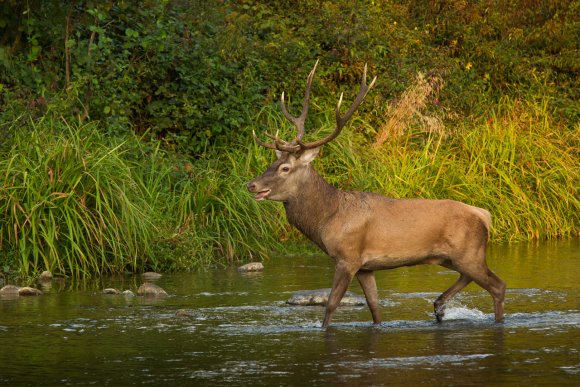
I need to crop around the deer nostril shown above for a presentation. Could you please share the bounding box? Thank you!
[247,182,256,192]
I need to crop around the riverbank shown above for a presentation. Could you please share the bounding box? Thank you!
[0,102,577,278]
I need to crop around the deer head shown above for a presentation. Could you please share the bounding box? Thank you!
[248,60,376,202]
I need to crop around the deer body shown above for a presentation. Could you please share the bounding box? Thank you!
[248,62,506,327]
[282,167,488,267]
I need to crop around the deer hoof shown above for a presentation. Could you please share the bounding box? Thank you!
[434,303,445,322]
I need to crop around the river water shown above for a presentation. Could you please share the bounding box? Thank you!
[1,239,578,386]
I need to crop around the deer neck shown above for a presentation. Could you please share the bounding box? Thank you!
[283,167,339,251]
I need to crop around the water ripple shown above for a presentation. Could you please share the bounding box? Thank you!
[337,353,494,369]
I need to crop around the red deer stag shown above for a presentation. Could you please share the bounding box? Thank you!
[247,61,506,328]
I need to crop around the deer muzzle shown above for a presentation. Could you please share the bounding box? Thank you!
[247,181,271,201]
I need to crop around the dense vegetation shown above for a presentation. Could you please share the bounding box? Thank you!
[0,0,578,278]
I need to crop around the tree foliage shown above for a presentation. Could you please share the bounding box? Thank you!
[1,0,578,154]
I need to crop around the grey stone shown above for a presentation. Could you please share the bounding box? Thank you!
[38,271,53,282]
[237,262,264,272]
[137,282,168,297]
[0,285,20,295]
[142,272,162,281]
[18,287,43,296]
[286,289,366,306]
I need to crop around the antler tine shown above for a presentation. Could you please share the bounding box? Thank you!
[252,130,301,152]
[252,130,277,150]
[264,130,280,141]
[280,59,319,141]
[336,63,377,128]
[300,63,376,150]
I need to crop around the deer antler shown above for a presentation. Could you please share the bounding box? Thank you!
[280,59,318,142]
[299,63,376,150]
[253,61,376,153]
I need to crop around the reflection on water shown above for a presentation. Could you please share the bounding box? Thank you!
[0,239,578,385]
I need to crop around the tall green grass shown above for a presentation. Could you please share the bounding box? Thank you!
[0,116,157,277]
[0,115,286,278]
[164,144,287,267]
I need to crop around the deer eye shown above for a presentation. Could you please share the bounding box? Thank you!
[279,165,291,173]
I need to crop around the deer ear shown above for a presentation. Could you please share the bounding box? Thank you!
[275,150,284,159]
[298,147,321,164]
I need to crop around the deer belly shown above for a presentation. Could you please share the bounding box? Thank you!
[360,254,447,270]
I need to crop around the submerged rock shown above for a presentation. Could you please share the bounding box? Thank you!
[142,272,162,281]
[137,282,168,297]
[0,285,20,296]
[237,262,264,273]
[38,271,53,282]
[175,309,194,317]
[286,289,366,306]
[18,287,43,296]
[103,288,121,295]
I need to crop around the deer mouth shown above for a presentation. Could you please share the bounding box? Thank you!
[254,189,271,201]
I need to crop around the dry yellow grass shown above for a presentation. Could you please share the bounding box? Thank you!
[374,72,446,147]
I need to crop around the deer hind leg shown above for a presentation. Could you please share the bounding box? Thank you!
[455,262,506,323]
[434,273,472,322]
[474,268,506,322]
[356,270,381,325]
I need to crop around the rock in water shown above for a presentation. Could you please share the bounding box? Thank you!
[18,287,43,296]
[38,271,53,282]
[286,289,366,306]
[103,288,121,295]
[137,282,168,297]
[175,309,194,317]
[237,262,264,272]
[142,272,162,281]
[0,285,20,296]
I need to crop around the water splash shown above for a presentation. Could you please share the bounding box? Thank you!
[442,306,488,321]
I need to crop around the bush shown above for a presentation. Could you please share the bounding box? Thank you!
[2,0,577,150]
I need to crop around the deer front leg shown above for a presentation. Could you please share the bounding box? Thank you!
[356,270,381,325]
[322,262,356,328]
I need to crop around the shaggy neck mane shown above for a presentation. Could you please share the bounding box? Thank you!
[283,166,339,252]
